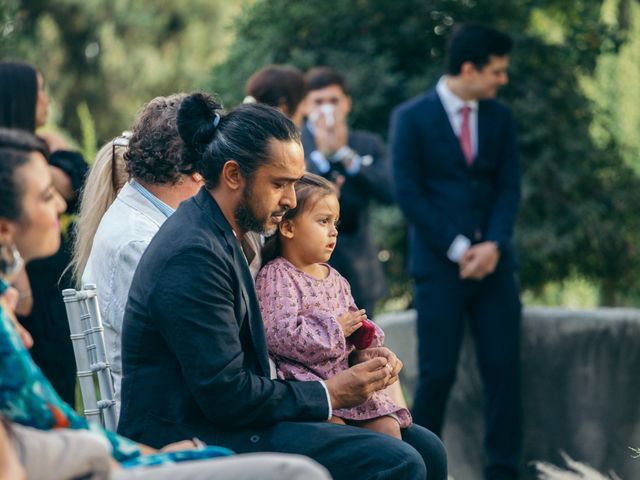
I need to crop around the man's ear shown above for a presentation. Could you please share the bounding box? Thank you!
[279,219,295,239]
[343,94,353,116]
[460,61,477,78]
[220,160,245,192]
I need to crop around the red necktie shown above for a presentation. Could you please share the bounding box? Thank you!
[459,106,473,166]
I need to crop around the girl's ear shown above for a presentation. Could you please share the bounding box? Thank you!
[279,219,295,239]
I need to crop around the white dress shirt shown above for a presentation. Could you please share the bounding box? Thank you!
[82,181,172,420]
[435,76,479,262]
[435,75,479,157]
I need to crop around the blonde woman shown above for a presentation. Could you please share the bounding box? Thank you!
[70,134,129,287]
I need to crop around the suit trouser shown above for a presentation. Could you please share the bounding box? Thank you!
[412,264,522,476]
[201,421,447,480]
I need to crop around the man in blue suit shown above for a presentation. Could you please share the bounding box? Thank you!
[390,24,522,480]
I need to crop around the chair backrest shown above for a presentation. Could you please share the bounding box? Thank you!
[62,284,117,431]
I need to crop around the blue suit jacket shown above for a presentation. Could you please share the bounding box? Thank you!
[390,89,520,279]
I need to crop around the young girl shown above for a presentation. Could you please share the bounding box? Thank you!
[255,173,411,439]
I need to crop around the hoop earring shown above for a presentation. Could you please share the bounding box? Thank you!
[0,243,24,282]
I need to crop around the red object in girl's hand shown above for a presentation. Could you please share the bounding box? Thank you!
[349,318,376,349]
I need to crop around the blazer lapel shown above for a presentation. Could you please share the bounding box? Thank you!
[230,239,271,376]
[433,93,469,169]
[475,101,489,167]
[196,189,271,377]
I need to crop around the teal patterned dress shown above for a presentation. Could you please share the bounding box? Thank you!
[0,280,232,467]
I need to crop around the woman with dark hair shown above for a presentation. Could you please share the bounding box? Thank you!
[245,65,306,127]
[0,60,88,406]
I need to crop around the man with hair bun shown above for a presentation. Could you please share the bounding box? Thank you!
[119,93,447,480]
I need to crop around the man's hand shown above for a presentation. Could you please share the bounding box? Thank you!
[160,439,203,452]
[337,309,366,337]
[351,347,402,386]
[459,241,500,280]
[312,107,348,157]
[325,357,394,409]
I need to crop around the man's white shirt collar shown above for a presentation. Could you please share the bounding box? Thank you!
[436,76,478,117]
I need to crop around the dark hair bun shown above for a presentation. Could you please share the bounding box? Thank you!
[177,92,224,149]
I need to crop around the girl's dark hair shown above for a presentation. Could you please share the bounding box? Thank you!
[261,173,337,266]
[124,93,188,185]
[177,92,300,189]
[246,65,306,117]
[0,61,38,132]
[0,128,48,221]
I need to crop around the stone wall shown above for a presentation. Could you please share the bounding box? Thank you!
[376,308,640,480]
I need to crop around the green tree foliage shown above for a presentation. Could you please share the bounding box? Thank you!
[583,1,640,175]
[212,0,640,306]
[1,0,242,144]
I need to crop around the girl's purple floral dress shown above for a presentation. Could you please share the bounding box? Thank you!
[256,257,411,427]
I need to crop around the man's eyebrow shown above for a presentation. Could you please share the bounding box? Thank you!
[273,174,303,182]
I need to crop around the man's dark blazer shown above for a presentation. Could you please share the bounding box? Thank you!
[301,125,393,312]
[117,188,329,450]
[390,89,520,278]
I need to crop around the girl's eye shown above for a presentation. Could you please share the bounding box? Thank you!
[319,218,328,225]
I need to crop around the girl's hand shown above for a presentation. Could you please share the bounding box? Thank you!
[337,309,366,337]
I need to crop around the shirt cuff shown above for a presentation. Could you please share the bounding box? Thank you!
[344,155,361,175]
[309,150,331,174]
[447,234,471,263]
[319,381,333,420]
[333,146,362,175]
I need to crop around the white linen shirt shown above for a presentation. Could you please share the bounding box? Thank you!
[435,75,479,157]
[436,76,479,262]
[82,181,169,419]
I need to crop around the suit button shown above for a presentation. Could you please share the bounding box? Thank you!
[250,435,260,443]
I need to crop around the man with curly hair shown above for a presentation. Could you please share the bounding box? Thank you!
[82,94,203,418]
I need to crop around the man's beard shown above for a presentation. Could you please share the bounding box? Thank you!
[234,184,275,236]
